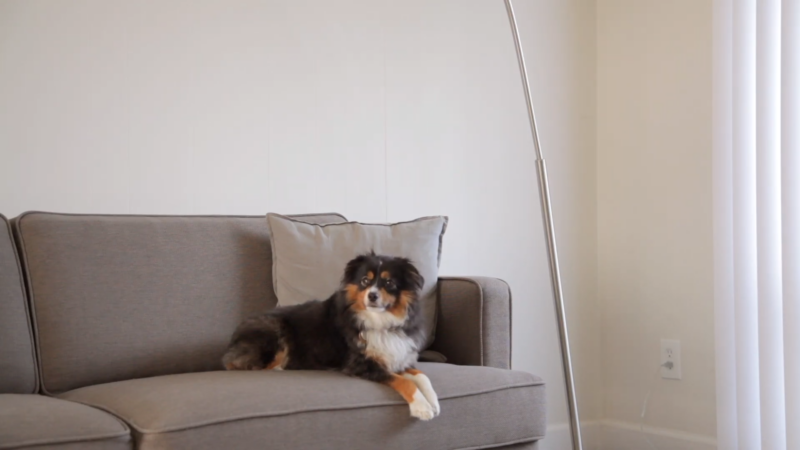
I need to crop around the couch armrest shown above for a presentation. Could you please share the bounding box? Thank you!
[429,277,512,369]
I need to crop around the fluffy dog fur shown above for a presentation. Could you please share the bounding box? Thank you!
[222,252,440,420]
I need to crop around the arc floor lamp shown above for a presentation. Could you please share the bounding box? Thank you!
[502,1,583,449]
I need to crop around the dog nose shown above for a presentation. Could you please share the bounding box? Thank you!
[368,292,378,303]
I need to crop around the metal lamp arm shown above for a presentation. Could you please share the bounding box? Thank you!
[502,1,583,449]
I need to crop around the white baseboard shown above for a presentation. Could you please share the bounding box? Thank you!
[542,420,716,450]
[599,419,716,450]
[541,421,602,450]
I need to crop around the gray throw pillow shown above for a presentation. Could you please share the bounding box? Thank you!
[266,213,448,349]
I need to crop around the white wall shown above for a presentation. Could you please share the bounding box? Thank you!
[596,0,716,447]
[0,1,599,448]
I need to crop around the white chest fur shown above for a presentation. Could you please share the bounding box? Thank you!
[363,329,418,373]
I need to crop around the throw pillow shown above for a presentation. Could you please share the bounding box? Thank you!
[266,213,448,349]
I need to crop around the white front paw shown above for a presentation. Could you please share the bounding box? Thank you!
[404,372,440,417]
[428,396,441,416]
[409,392,435,421]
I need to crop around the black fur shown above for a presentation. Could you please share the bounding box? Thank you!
[222,252,425,384]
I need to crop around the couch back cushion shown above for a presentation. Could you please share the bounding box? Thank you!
[0,214,38,394]
[15,212,345,394]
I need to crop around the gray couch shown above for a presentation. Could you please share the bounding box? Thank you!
[0,212,546,450]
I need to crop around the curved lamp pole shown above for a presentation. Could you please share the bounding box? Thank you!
[502,1,583,449]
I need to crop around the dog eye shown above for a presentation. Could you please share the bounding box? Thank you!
[385,280,395,289]
[360,277,370,287]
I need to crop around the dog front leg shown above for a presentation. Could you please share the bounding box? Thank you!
[386,373,436,421]
[345,358,435,421]
[402,368,440,416]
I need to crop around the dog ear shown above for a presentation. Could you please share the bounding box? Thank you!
[403,260,425,291]
[342,254,369,284]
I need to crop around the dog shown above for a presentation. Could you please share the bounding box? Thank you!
[222,252,440,420]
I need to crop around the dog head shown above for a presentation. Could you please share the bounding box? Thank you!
[341,252,424,322]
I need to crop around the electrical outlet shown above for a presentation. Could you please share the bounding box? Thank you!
[661,339,682,380]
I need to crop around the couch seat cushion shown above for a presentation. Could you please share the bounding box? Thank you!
[0,394,131,449]
[58,363,545,450]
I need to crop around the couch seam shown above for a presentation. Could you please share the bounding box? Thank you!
[267,213,447,229]
[10,211,348,221]
[454,435,545,450]
[0,428,131,450]
[13,212,50,395]
[508,281,513,369]
[492,277,513,370]
[1,213,39,394]
[64,381,544,435]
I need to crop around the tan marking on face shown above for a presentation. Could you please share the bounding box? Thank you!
[379,288,397,306]
[346,283,367,311]
[367,271,375,280]
[387,374,418,404]
[405,368,422,376]
[265,347,288,370]
[389,290,415,319]
[381,271,390,280]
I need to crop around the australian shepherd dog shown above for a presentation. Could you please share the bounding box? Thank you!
[222,252,440,420]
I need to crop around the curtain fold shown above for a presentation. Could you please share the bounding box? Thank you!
[714,0,798,448]
[756,1,785,450]
[782,1,800,449]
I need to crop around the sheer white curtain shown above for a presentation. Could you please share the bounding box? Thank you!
[713,0,800,449]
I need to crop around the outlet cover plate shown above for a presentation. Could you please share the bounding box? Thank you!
[661,339,682,380]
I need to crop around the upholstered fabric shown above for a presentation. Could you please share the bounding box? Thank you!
[5,442,131,450]
[14,212,346,394]
[431,277,512,370]
[0,214,37,394]
[267,213,447,348]
[59,362,545,450]
[490,442,539,450]
[0,394,131,450]
[418,349,448,363]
